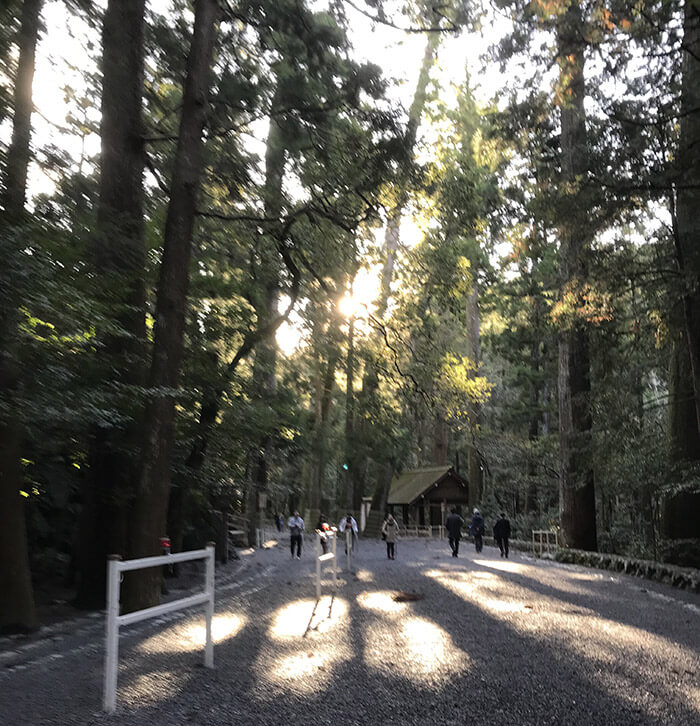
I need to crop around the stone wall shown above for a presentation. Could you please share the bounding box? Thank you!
[553,548,700,593]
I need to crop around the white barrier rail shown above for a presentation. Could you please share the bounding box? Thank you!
[315,530,337,600]
[103,543,216,714]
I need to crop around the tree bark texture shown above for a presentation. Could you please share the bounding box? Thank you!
[307,340,339,513]
[556,0,597,551]
[464,285,483,504]
[74,0,147,609]
[2,0,41,216]
[368,32,439,512]
[123,0,219,612]
[245,84,286,546]
[0,0,42,633]
[675,1,700,434]
[345,315,356,510]
[663,334,700,541]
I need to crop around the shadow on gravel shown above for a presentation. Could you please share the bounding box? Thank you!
[2,542,697,726]
[397,552,699,726]
[468,555,699,653]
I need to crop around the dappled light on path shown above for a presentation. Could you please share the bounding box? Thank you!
[137,612,247,653]
[354,568,375,582]
[363,615,470,684]
[269,597,348,639]
[119,670,181,706]
[472,558,605,598]
[256,597,351,695]
[358,588,471,684]
[426,560,700,720]
[473,558,526,574]
[356,590,408,615]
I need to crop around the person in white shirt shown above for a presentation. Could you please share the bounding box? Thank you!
[288,511,304,558]
[338,512,358,553]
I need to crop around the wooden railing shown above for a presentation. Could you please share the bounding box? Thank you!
[531,529,559,556]
[397,524,445,539]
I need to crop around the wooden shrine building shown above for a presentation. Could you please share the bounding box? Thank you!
[387,466,469,527]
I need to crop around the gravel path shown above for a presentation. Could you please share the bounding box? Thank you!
[1,538,698,726]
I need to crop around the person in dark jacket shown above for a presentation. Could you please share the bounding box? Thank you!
[445,507,464,557]
[493,512,512,558]
[316,514,330,554]
[469,508,485,553]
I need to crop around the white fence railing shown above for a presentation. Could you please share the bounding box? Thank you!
[315,530,337,599]
[103,543,216,714]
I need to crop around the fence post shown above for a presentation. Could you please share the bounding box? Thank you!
[332,531,337,589]
[346,528,353,571]
[103,555,121,714]
[316,532,322,600]
[204,542,215,669]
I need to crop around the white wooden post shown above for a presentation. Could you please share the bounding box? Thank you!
[332,531,337,589]
[346,528,353,571]
[103,546,215,713]
[103,555,121,714]
[316,532,322,601]
[204,542,215,668]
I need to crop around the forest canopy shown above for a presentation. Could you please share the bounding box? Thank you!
[1,0,699,632]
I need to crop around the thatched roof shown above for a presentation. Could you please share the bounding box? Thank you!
[387,466,468,506]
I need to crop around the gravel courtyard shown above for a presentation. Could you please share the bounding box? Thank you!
[1,537,698,726]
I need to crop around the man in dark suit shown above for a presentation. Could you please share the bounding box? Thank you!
[445,507,464,557]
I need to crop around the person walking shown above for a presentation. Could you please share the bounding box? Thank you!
[469,508,485,553]
[316,513,330,555]
[288,511,304,559]
[381,513,400,559]
[338,512,358,554]
[493,512,512,558]
[445,507,464,557]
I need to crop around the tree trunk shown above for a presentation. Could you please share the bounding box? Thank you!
[0,0,42,633]
[662,333,700,541]
[345,314,356,510]
[245,84,286,546]
[307,340,339,513]
[74,0,147,609]
[658,3,700,552]
[675,0,700,433]
[433,413,448,466]
[556,0,597,551]
[122,0,219,612]
[465,285,483,504]
[368,32,440,511]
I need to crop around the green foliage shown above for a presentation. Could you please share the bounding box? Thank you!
[3,0,699,620]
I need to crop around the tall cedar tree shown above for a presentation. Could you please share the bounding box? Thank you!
[0,0,42,633]
[244,82,286,546]
[663,0,700,538]
[122,0,219,612]
[74,0,147,609]
[556,0,597,550]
